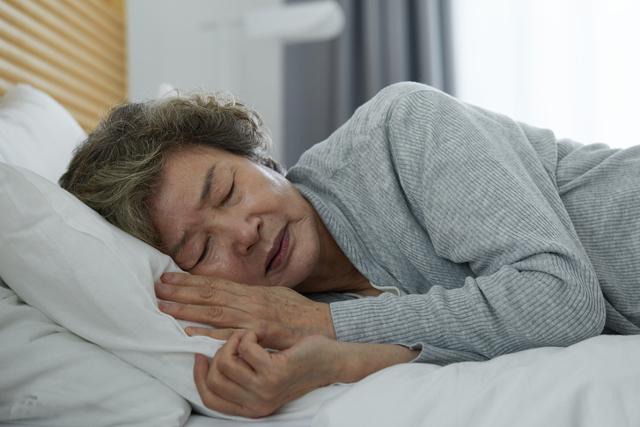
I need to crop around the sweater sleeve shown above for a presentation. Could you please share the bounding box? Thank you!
[329,87,606,365]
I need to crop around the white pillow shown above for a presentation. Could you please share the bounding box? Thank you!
[0,86,191,426]
[0,85,86,182]
[0,278,190,426]
[0,162,349,421]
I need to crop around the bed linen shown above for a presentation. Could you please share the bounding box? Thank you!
[2,333,637,426]
[184,415,312,427]
[0,279,191,426]
[313,334,640,427]
[185,334,640,427]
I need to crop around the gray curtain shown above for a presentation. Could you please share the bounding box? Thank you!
[284,0,455,167]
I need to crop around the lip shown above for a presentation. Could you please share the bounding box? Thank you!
[265,225,289,274]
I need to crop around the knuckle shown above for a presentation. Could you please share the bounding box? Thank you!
[217,356,234,373]
[232,329,246,339]
[170,303,185,315]
[198,285,217,301]
[238,338,251,355]
[206,306,224,321]
[255,321,269,336]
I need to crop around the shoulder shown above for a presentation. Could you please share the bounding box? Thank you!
[361,82,444,125]
[384,83,466,133]
[286,82,447,182]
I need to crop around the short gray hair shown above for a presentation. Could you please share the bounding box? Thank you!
[59,93,283,247]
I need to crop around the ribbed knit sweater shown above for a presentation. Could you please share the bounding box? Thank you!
[286,82,640,365]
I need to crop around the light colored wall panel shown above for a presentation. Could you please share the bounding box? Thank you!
[0,0,127,131]
[127,0,284,162]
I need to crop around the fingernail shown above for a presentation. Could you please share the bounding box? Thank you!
[158,300,171,311]
[161,272,176,283]
[185,327,193,336]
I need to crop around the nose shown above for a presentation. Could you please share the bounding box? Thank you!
[216,212,261,256]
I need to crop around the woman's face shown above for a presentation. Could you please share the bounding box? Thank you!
[147,146,321,288]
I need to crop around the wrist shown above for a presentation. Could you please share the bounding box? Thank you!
[333,341,418,384]
[313,302,336,339]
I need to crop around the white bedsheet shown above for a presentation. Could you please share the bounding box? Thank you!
[168,334,640,427]
[312,334,640,427]
[3,334,638,426]
[185,415,310,427]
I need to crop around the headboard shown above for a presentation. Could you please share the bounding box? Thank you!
[0,0,127,131]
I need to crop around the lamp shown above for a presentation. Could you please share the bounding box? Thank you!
[201,0,345,44]
[243,0,345,43]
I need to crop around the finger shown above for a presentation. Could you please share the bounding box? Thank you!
[208,351,257,408]
[155,281,243,308]
[185,327,240,341]
[161,273,249,297]
[193,354,253,417]
[157,301,249,328]
[237,331,272,371]
[216,332,258,385]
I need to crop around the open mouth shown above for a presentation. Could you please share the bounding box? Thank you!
[265,225,288,274]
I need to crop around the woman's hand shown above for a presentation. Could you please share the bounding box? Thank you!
[155,272,335,350]
[192,329,420,418]
[193,330,339,418]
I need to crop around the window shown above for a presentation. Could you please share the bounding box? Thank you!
[452,0,640,148]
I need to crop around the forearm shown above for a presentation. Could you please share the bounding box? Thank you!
[332,341,418,384]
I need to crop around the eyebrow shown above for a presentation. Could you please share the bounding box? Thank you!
[168,163,217,260]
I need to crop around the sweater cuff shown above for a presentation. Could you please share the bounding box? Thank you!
[330,293,406,343]
[329,293,485,365]
[330,294,431,359]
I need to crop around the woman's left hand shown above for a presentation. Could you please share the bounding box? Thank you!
[193,330,339,418]
[155,272,335,350]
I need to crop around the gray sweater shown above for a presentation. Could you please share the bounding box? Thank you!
[286,82,640,365]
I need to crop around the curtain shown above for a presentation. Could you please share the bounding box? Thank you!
[283,0,455,166]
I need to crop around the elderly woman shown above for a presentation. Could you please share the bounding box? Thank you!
[59,82,639,417]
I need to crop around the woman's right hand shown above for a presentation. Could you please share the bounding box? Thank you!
[192,330,341,418]
[191,329,419,418]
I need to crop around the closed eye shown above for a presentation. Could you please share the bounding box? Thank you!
[194,236,211,268]
[221,175,235,206]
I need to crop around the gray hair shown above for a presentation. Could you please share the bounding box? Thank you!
[59,93,283,247]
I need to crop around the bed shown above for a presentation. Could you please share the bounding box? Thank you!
[1,1,640,426]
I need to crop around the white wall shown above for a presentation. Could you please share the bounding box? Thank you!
[127,0,285,161]
[452,0,640,148]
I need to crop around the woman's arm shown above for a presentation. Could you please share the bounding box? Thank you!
[327,85,607,365]
[191,330,417,418]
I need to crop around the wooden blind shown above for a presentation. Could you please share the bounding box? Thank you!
[0,0,126,131]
